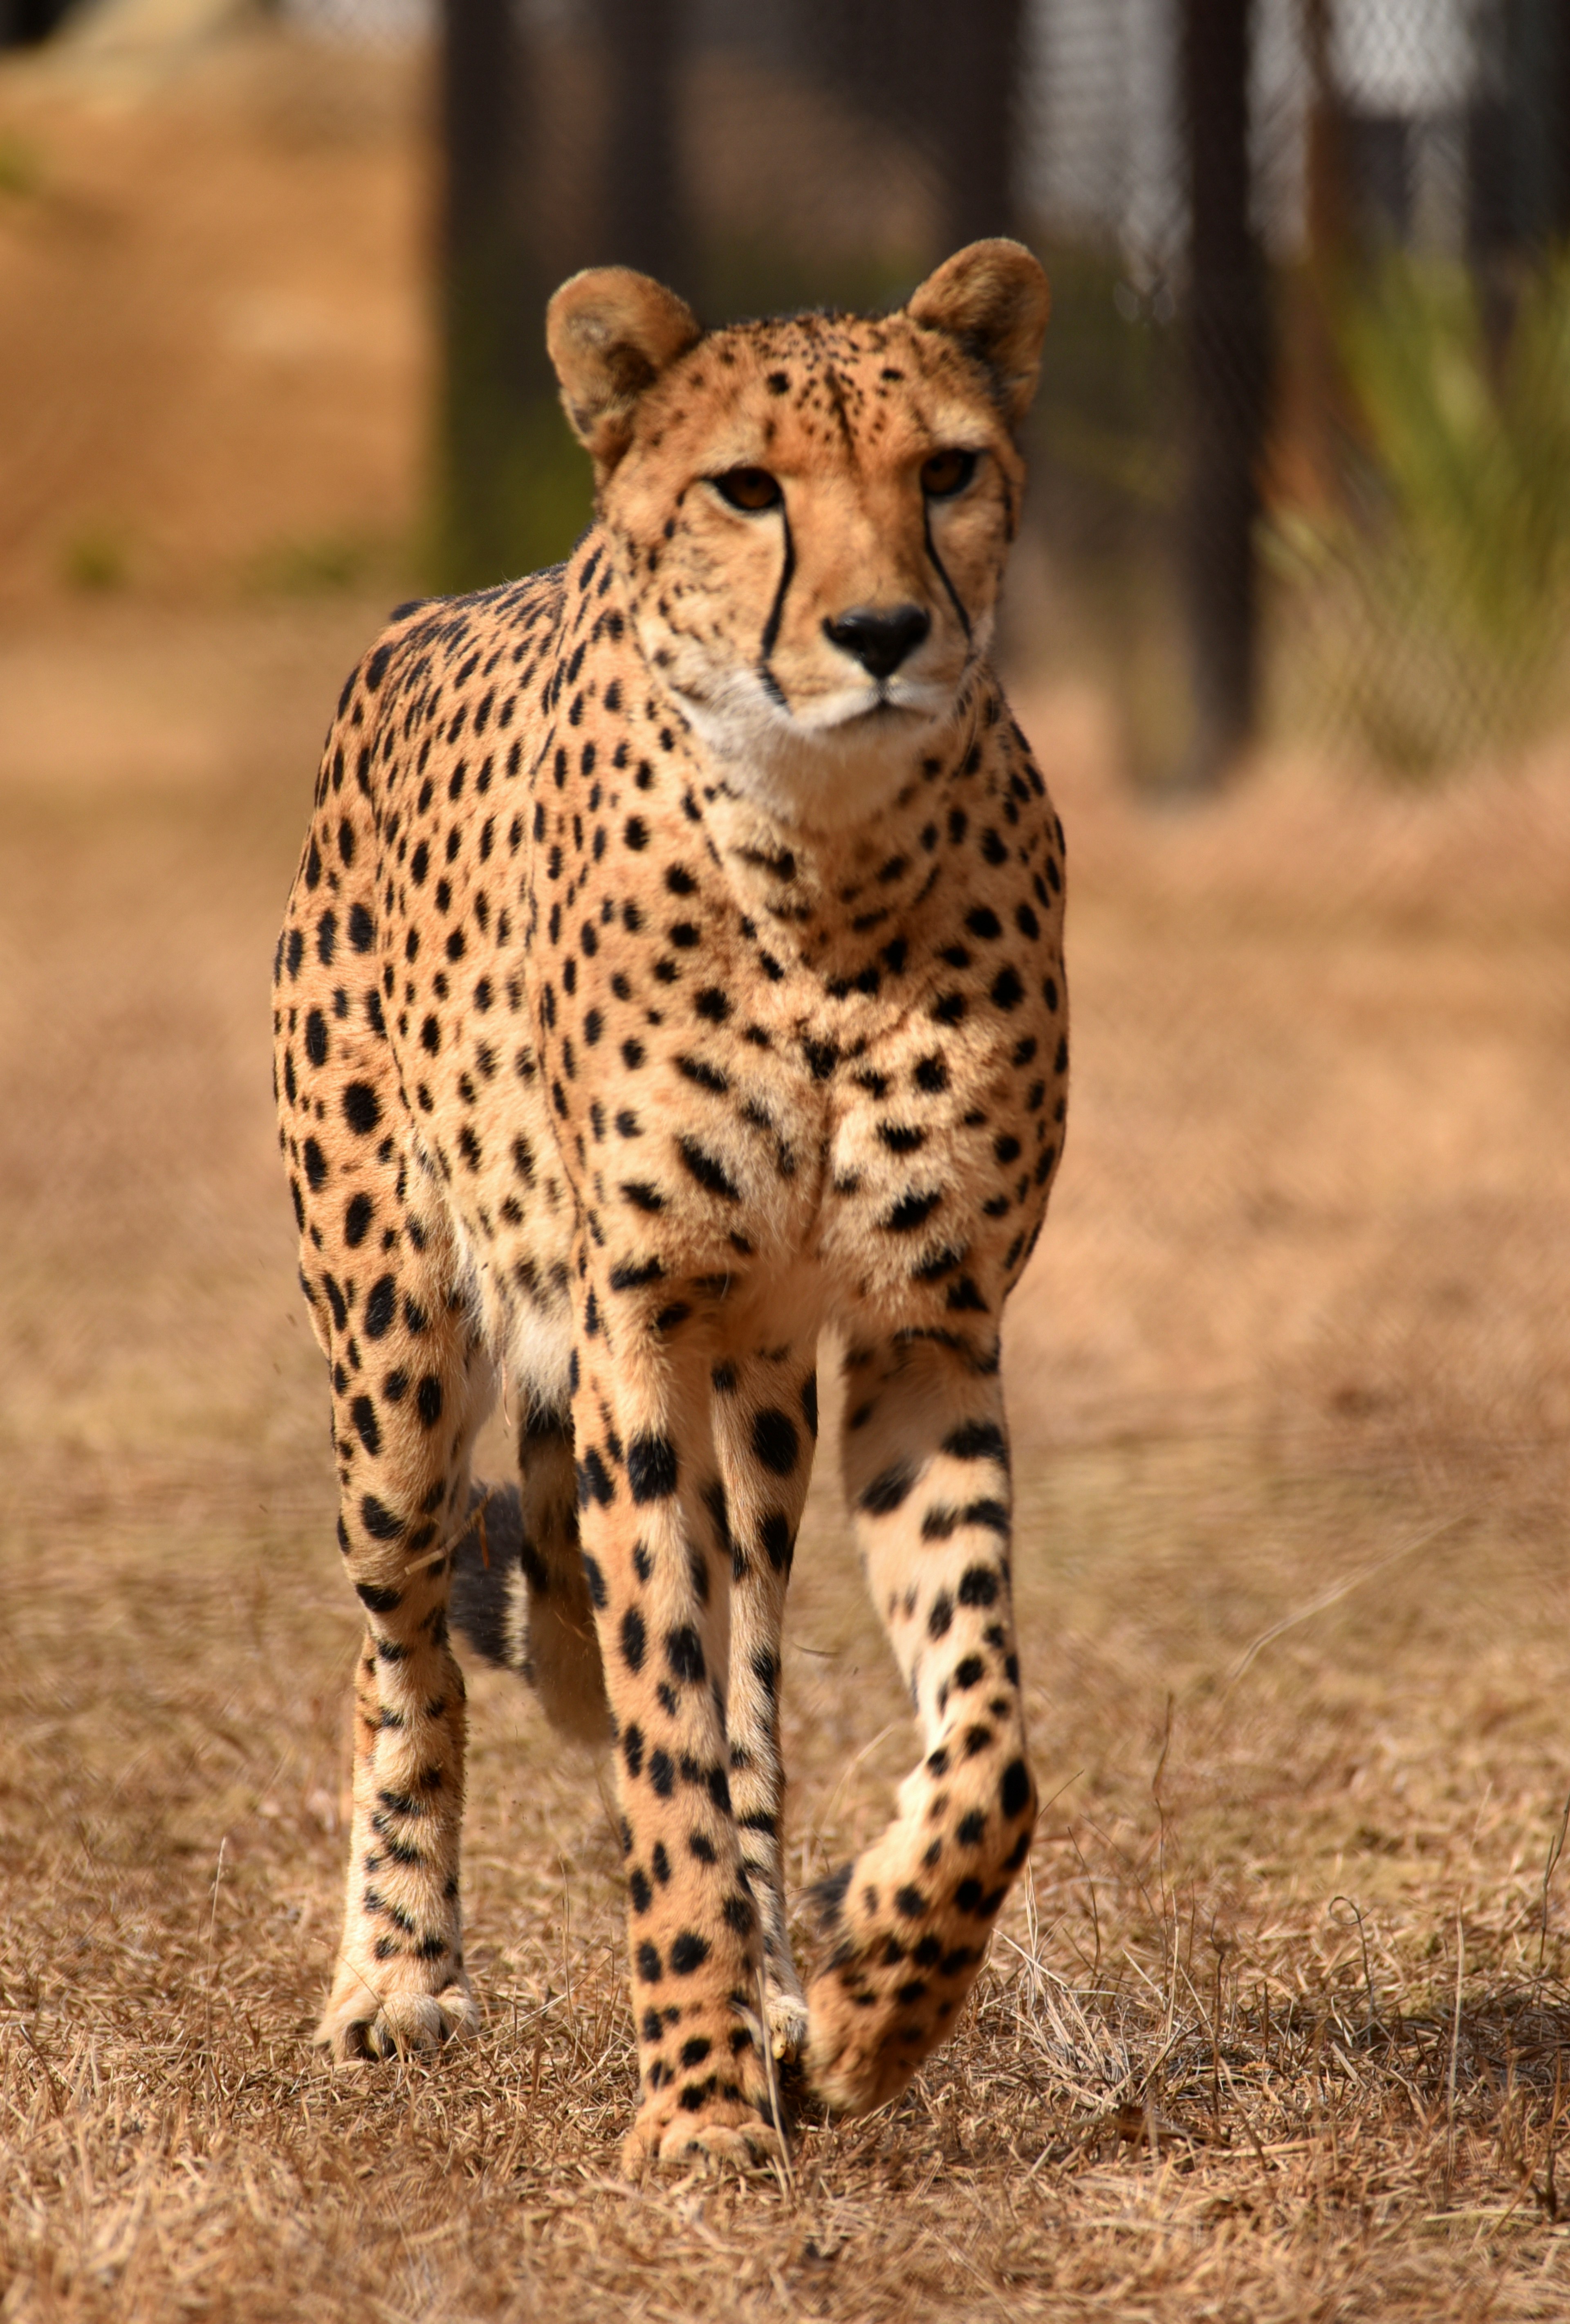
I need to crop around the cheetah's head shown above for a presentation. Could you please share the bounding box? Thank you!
[547,241,1049,828]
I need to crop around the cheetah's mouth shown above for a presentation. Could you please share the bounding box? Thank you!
[809,677,954,732]
[659,645,985,825]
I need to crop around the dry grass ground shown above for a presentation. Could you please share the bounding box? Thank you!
[6,23,1570,2323]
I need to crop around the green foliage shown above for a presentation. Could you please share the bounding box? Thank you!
[62,526,130,593]
[1280,250,1570,773]
[0,130,43,199]
[246,532,384,598]
[428,388,594,598]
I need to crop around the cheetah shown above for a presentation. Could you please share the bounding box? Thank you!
[272,238,1068,2173]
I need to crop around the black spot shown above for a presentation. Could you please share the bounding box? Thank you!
[957,1565,999,1607]
[861,1463,915,1516]
[1001,1758,1033,1819]
[364,1275,397,1337]
[964,1498,1010,1534]
[760,1512,793,1572]
[751,1409,799,1476]
[304,1010,328,1066]
[885,1189,941,1234]
[416,1375,444,1428]
[578,1448,615,1507]
[636,1941,662,1982]
[678,1138,740,1201]
[943,1419,1007,1464]
[928,1592,953,1639]
[666,1626,705,1684]
[343,1082,381,1136]
[344,1192,373,1246]
[360,1494,403,1541]
[669,1932,711,1975]
[303,1138,327,1190]
[621,1608,647,1672]
[628,1434,678,1502]
[350,1396,381,1455]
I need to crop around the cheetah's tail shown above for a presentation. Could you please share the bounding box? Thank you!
[449,1485,612,1750]
[448,1483,530,1677]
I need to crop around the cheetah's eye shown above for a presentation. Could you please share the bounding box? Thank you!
[920,448,979,499]
[712,468,783,513]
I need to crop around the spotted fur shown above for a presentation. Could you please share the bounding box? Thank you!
[273,239,1067,2173]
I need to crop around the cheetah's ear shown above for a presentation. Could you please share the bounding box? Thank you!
[906,239,1050,430]
[547,267,702,474]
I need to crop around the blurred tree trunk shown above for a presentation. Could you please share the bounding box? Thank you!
[1507,0,1570,246]
[437,0,546,590]
[1179,0,1268,786]
[435,0,693,592]
[0,0,72,43]
[602,0,691,293]
[928,0,1023,251]
[806,0,1024,259]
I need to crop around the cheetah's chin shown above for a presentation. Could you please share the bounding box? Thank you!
[671,678,962,828]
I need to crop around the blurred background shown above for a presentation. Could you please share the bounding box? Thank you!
[8,0,1570,781]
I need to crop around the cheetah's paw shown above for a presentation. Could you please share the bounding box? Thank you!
[619,2095,786,2178]
[803,1968,929,2115]
[317,1976,478,2063]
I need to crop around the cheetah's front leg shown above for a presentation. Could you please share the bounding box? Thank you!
[804,1337,1036,2115]
[571,1289,783,2173]
[709,1338,819,2064]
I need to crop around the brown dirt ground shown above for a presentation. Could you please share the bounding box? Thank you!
[5,25,1570,2323]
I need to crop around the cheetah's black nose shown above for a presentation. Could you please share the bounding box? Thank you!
[823,603,931,681]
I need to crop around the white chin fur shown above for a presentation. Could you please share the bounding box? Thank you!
[670,644,988,829]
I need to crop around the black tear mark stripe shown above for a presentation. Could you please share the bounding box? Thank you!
[757,506,796,706]
[922,504,971,644]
